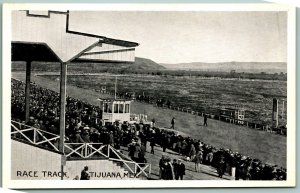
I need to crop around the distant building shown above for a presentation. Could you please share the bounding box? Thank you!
[98,98,131,124]
[219,107,245,124]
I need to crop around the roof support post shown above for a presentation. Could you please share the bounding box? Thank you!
[59,62,67,153]
[59,62,67,181]
[25,60,31,123]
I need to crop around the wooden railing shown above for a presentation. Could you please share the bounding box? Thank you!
[106,145,151,178]
[11,120,60,151]
[11,120,151,178]
[64,142,106,158]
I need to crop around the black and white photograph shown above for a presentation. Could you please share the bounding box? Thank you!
[2,3,296,188]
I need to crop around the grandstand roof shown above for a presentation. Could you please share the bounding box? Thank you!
[12,10,139,63]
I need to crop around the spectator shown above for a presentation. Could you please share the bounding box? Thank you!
[181,140,188,156]
[176,159,186,180]
[109,131,114,145]
[128,139,136,160]
[172,159,179,180]
[195,150,203,172]
[164,157,174,180]
[189,144,196,161]
[150,136,155,154]
[170,117,175,130]
[133,142,141,162]
[161,134,168,152]
[217,155,225,178]
[73,130,85,143]
[203,114,208,126]
[80,166,90,180]
[206,150,214,166]
[151,118,156,127]
[82,130,90,143]
[159,155,165,179]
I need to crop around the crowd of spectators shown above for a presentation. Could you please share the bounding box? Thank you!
[11,78,286,181]
[158,155,186,180]
[150,127,286,180]
[12,79,149,146]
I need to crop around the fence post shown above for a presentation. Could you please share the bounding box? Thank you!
[33,128,36,144]
[107,145,110,158]
[85,143,88,158]
[134,164,137,175]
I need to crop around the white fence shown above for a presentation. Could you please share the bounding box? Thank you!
[11,120,151,178]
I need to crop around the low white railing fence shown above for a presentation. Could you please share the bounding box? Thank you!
[11,120,60,151]
[11,120,151,178]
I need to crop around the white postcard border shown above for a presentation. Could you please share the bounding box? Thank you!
[2,3,296,189]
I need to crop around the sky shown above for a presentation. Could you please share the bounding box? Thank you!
[69,11,287,64]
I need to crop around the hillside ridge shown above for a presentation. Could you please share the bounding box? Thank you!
[160,61,287,73]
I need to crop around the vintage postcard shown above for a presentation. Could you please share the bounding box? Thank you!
[2,3,296,189]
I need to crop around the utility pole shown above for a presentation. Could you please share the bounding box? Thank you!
[114,76,117,99]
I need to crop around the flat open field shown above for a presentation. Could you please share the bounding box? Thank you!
[12,72,287,168]
[40,73,287,126]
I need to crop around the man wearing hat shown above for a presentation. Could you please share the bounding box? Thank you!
[80,166,90,180]
[217,155,225,178]
[164,157,174,180]
[176,159,186,180]
[128,139,136,160]
[159,155,165,179]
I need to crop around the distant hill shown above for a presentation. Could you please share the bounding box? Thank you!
[129,57,166,70]
[160,61,287,74]
[12,57,165,73]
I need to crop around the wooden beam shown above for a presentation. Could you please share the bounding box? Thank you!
[59,62,67,153]
[59,62,67,180]
[25,61,31,123]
